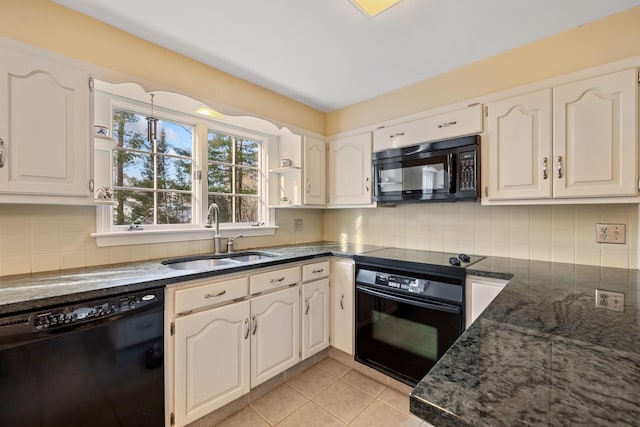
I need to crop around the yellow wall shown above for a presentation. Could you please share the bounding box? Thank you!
[327,6,640,135]
[0,0,326,135]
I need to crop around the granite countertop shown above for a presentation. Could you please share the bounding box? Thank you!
[411,257,640,426]
[0,242,382,315]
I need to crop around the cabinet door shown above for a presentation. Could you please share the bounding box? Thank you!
[487,89,552,200]
[553,69,638,198]
[250,286,300,387]
[329,133,372,206]
[174,301,250,426]
[0,48,91,198]
[331,259,354,355]
[303,136,326,206]
[301,278,330,359]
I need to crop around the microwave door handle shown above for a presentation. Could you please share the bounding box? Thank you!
[447,152,455,193]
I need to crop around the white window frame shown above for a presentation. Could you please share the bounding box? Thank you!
[92,95,276,247]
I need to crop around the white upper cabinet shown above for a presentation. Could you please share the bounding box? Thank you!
[303,136,326,206]
[487,89,553,200]
[328,133,372,206]
[372,104,483,152]
[553,69,638,198]
[486,68,638,202]
[0,47,93,202]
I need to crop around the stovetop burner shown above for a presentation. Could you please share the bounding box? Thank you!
[356,248,485,269]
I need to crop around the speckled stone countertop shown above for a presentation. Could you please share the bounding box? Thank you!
[0,242,381,315]
[411,257,640,426]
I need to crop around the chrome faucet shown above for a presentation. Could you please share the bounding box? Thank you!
[227,234,243,253]
[205,203,223,254]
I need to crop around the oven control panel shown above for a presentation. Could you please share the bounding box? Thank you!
[375,273,426,294]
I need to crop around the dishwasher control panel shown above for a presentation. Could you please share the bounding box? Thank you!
[32,291,161,331]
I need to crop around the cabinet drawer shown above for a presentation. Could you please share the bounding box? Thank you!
[175,277,248,314]
[373,104,483,152]
[250,266,300,294]
[302,260,330,282]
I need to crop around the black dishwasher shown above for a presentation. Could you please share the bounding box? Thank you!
[0,288,164,427]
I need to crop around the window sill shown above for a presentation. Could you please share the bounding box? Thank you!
[91,226,278,247]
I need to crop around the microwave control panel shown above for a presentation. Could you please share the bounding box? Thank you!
[459,151,476,192]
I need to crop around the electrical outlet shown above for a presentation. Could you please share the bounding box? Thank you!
[294,218,303,232]
[596,223,626,244]
[595,289,625,312]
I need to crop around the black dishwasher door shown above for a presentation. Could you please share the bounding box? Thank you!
[0,292,164,427]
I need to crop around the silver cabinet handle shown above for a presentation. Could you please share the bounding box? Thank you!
[438,121,457,128]
[306,178,310,194]
[312,268,324,274]
[244,318,250,339]
[270,277,285,284]
[252,315,257,335]
[557,156,563,179]
[0,138,4,168]
[389,132,405,138]
[365,177,370,192]
[340,294,344,310]
[542,157,548,180]
[305,300,310,315]
[204,290,226,299]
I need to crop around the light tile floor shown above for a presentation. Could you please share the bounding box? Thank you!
[211,358,433,427]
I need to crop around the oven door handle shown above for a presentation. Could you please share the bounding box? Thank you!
[356,285,461,315]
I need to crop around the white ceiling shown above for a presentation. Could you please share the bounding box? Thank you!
[55,0,640,112]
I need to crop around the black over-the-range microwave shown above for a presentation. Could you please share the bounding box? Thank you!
[372,135,480,204]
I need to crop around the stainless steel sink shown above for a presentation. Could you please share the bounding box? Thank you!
[162,251,279,270]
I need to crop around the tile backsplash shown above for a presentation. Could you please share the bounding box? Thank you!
[323,202,639,269]
[0,205,323,277]
[0,202,637,277]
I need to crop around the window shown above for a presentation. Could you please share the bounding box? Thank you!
[207,130,261,224]
[93,90,275,247]
[112,109,194,226]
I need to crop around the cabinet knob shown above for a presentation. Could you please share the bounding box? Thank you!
[0,138,4,168]
[389,132,405,138]
[305,300,310,315]
[244,318,250,339]
[542,157,548,180]
[365,177,370,192]
[252,315,258,335]
[340,294,344,310]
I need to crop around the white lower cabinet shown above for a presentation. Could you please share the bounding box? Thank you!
[466,276,509,328]
[174,300,250,427]
[330,259,354,355]
[301,278,330,359]
[250,286,300,387]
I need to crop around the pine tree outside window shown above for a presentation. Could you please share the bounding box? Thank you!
[112,109,194,226]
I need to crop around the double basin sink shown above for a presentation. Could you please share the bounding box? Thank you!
[162,251,279,271]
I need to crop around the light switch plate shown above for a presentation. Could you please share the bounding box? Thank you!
[596,223,626,244]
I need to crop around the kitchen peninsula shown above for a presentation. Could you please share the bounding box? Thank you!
[411,257,640,426]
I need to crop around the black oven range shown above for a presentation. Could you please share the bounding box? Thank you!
[353,248,483,386]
